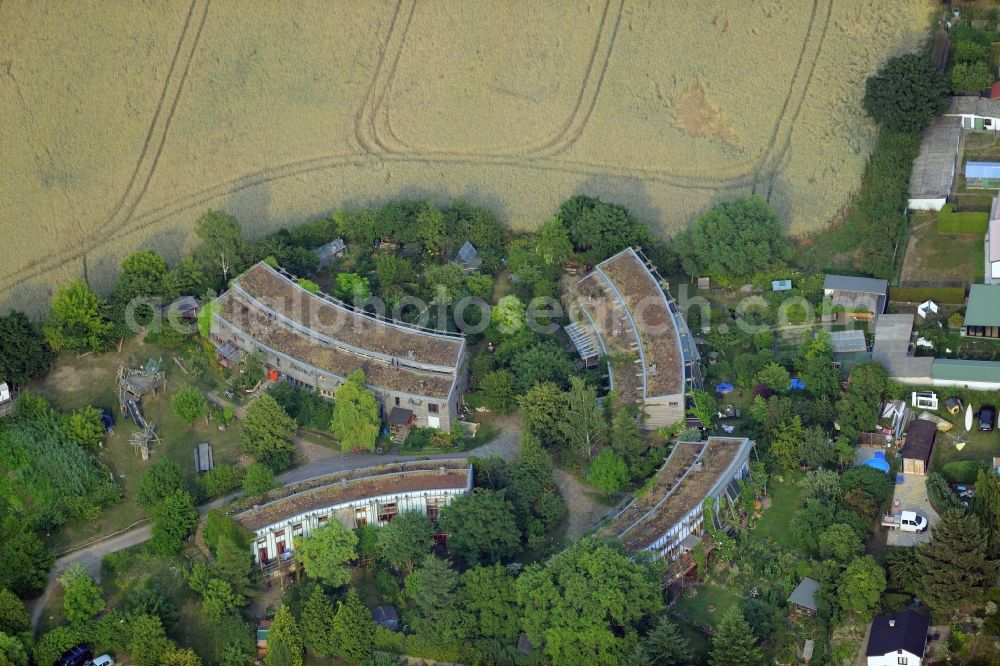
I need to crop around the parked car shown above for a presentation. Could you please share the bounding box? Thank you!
[56,645,91,666]
[979,405,996,432]
[881,511,928,533]
[89,655,115,666]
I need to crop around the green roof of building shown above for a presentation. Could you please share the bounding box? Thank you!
[932,358,1000,383]
[965,284,1000,326]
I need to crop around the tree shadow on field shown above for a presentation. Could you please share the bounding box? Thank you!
[224,180,272,240]
[571,175,661,232]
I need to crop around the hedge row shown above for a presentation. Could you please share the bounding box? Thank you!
[888,286,966,304]
[937,204,989,234]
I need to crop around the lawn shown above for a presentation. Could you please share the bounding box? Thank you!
[674,583,743,627]
[753,472,803,549]
[899,214,985,286]
[29,336,244,552]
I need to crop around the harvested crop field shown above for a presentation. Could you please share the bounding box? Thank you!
[1,0,933,314]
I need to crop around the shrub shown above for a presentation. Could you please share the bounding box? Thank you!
[927,472,965,512]
[197,464,245,498]
[942,460,990,484]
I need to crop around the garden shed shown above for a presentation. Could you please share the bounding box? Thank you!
[788,577,820,616]
[901,420,936,476]
[964,162,1000,189]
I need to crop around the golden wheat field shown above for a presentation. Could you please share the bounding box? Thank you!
[0,0,933,314]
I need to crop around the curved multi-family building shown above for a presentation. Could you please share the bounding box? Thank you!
[210,262,468,431]
[601,436,754,583]
[569,247,701,429]
[234,460,473,568]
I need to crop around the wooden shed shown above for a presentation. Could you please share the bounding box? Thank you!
[901,420,936,476]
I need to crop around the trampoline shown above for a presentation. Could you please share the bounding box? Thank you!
[862,457,890,473]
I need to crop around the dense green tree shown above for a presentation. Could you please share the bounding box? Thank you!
[65,406,105,449]
[242,393,297,470]
[59,563,105,624]
[770,416,805,470]
[331,588,377,660]
[791,500,835,556]
[632,616,694,666]
[709,606,763,666]
[0,532,53,597]
[0,589,28,635]
[509,341,573,392]
[799,426,837,470]
[972,469,1000,559]
[44,280,112,352]
[194,210,248,285]
[457,564,519,641]
[266,605,304,666]
[242,463,276,496]
[674,197,791,282]
[688,390,717,429]
[536,217,574,266]
[34,626,81,666]
[160,648,202,666]
[335,273,372,304]
[562,377,607,461]
[862,54,949,132]
[756,363,790,392]
[203,511,253,555]
[137,459,185,507]
[213,534,258,602]
[799,470,842,505]
[916,509,997,612]
[160,257,208,301]
[149,489,198,555]
[110,251,170,330]
[438,489,521,566]
[171,386,208,425]
[300,586,337,656]
[198,464,245,498]
[377,510,434,574]
[0,631,28,666]
[840,465,893,509]
[492,295,526,335]
[404,555,464,643]
[0,311,53,384]
[295,522,357,586]
[587,449,629,495]
[609,406,650,480]
[415,201,446,255]
[557,195,652,260]
[330,370,380,453]
[838,556,885,619]
[202,578,240,620]
[374,254,415,291]
[476,370,516,413]
[516,537,665,666]
[519,382,568,449]
[128,613,173,666]
[952,60,992,93]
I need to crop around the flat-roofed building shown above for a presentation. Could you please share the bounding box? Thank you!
[234,460,473,568]
[824,274,889,318]
[963,284,1000,339]
[210,262,467,431]
[600,437,754,583]
[570,247,701,430]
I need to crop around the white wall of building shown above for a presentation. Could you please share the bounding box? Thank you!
[867,649,921,666]
[907,198,947,211]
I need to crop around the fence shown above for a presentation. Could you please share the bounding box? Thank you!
[889,286,967,304]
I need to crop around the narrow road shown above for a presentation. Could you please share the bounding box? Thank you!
[28,418,521,632]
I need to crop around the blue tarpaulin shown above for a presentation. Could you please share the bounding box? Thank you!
[863,457,890,472]
[715,383,735,394]
[790,378,805,390]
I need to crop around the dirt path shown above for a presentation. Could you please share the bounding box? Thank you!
[552,469,618,541]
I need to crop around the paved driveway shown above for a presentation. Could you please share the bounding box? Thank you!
[886,474,940,547]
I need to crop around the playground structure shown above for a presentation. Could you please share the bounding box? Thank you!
[117,359,166,460]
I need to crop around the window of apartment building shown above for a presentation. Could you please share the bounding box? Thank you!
[426,497,446,522]
[428,403,439,413]
[292,523,303,537]
[377,501,398,523]
[897,658,907,666]
[394,396,400,406]
[356,506,368,527]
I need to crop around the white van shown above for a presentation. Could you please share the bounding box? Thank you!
[89,655,115,666]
